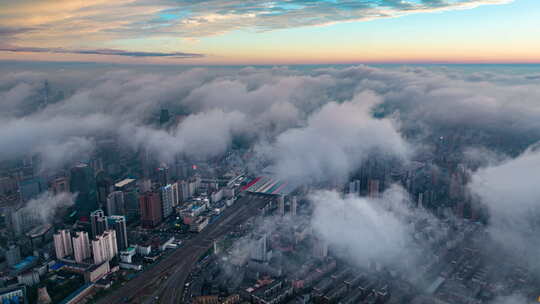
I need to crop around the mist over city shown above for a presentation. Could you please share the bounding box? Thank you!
[1,0,540,304]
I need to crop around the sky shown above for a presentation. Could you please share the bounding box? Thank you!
[0,0,538,65]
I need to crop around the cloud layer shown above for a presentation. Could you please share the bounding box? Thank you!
[1,64,540,177]
[469,145,540,271]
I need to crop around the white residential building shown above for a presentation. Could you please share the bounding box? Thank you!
[53,229,73,259]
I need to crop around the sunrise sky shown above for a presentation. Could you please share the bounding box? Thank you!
[0,0,539,65]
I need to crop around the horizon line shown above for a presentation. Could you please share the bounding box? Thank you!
[2,59,540,67]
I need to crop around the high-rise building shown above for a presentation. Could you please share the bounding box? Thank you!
[6,244,21,266]
[368,179,380,199]
[312,237,328,259]
[290,196,298,217]
[96,171,112,208]
[8,206,40,236]
[115,179,139,221]
[19,177,45,202]
[49,177,69,195]
[156,166,170,187]
[159,108,170,125]
[107,216,128,251]
[53,229,73,259]
[139,192,163,228]
[106,191,125,216]
[250,234,269,262]
[348,180,361,196]
[90,210,108,238]
[179,180,190,203]
[72,231,91,263]
[171,182,180,207]
[161,185,174,219]
[92,230,118,265]
[277,195,285,216]
[70,163,98,215]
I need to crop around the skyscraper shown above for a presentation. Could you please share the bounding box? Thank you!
[368,179,380,199]
[115,178,139,221]
[291,196,298,217]
[348,180,361,196]
[49,177,69,195]
[159,108,170,125]
[70,163,98,215]
[107,216,128,251]
[92,230,118,265]
[53,229,73,259]
[72,231,91,263]
[156,166,170,187]
[139,192,163,228]
[277,195,285,216]
[90,210,108,238]
[96,171,112,208]
[19,177,45,202]
[171,182,180,207]
[161,185,174,219]
[106,191,125,216]
[179,180,190,203]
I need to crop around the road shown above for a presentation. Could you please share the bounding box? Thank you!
[96,194,271,304]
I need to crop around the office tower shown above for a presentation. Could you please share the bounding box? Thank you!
[19,177,45,202]
[90,210,108,238]
[171,182,180,207]
[250,234,268,262]
[70,163,98,215]
[106,191,125,216]
[72,231,91,263]
[6,244,21,266]
[159,108,170,125]
[96,171,112,208]
[53,230,73,259]
[115,179,139,220]
[156,166,170,187]
[49,177,69,195]
[348,179,361,196]
[179,180,190,203]
[107,216,128,251]
[161,185,174,219]
[291,196,297,216]
[368,179,380,198]
[41,80,50,108]
[277,195,285,216]
[313,237,328,259]
[92,230,118,265]
[139,192,163,228]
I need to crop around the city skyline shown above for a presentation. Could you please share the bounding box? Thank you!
[1,0,539,65]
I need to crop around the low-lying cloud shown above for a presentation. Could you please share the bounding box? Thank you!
[310,185,440,272]
[1,64,540,175]
[469,144,540,272]
[258,91,409,184]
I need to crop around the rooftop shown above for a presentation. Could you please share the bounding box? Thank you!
[114,178,136,188]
